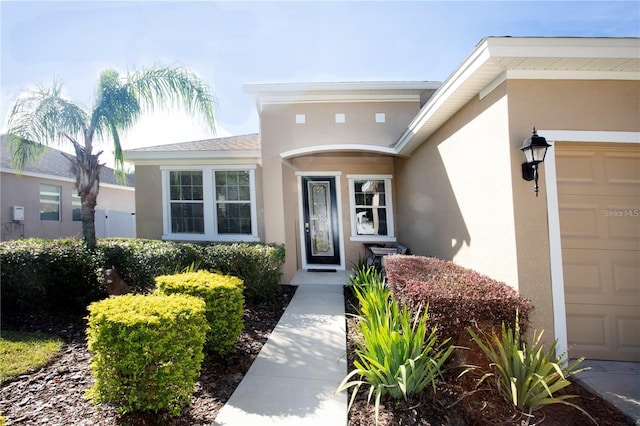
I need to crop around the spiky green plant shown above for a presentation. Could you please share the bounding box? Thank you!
[467,315,596,424]
[337,273,453,425]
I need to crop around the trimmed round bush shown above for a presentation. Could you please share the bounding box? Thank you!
[86,294,208,415]
[155,270,244,355]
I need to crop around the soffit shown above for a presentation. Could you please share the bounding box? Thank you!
[395,37,640,156]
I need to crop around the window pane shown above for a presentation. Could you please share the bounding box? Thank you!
[217,202,251,234]
[355,207,388,236]
[215,171,251,202]
[355,180,386,207]
[352,178,390,237]
[40,184,60,221]
[170,171,203,201]
[171,202,204,234]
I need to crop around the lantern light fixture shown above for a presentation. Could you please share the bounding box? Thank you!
[520,127,551,197]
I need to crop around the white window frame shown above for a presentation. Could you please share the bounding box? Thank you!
[40,184,61,221]
[161,165,259,242]
[347,174,396,242]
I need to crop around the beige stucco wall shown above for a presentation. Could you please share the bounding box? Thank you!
[395,82,519,286]
[260,101,422,282]
[133,165,164,239]
[1,172,134,241]
[395,78,640,341]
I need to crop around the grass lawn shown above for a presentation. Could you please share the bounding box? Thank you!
[0,330,65,381]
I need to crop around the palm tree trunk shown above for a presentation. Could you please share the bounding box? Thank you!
[63,138,104,250]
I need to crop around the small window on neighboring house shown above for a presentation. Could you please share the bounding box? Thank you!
[295,114,306,124]
[375,112,386,123]
[72,194,82,221]
[162,167,258,242]
[348,175,395,240]
[40,184,61,221]
[335,113,346,123]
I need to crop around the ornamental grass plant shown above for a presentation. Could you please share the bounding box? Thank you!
[467,314,596,424]
[338,265,454,425]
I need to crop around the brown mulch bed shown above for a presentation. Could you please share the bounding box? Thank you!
[1,285,634,425]
[343,287,634,426]
[0,285,297,426]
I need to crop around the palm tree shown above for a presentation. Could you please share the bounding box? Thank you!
[5,66,216,249]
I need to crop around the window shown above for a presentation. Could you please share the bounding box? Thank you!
[72,194,82,221]
[162,166,258,241]
[215,171,252,234]
[348,175,395,241]
[40,184,60,221]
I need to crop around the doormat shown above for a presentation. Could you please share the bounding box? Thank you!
[307,269,337,273]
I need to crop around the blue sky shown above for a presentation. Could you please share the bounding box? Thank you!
[1,1,639,162]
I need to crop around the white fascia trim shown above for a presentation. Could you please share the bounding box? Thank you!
[541,129,640,361]
[256,94,421,105]
[245,81,440,93]
[480,69,640,101]
[395,40,493,153]
[484,36,640,59]
[282,144,397,159]
[160,164,257,171]
[126,150,261,161]
[0,168,134,191]
[539,130,640,144]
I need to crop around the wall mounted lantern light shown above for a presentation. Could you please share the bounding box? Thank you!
[520,127,551,197]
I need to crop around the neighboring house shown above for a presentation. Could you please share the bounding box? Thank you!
[1,136,136,241]
[126,37,639,363]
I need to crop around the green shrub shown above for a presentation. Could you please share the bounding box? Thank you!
[97,238,200,293]
[155,270,244,355]
[86,294,207,415]
[468,315,595,423]
[337,273,454,425]
[0,238,105,313]
[199,243,285,302]
[384,255,533,345]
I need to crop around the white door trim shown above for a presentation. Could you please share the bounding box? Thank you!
[541,130,640,360]
[296,171,346,271]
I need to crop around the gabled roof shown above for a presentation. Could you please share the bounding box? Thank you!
[393,37,640,155]
[124,133,261,162]
[0,135,135,187]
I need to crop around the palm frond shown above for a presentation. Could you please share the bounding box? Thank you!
[126,66,217,134]
[6,78,88,169]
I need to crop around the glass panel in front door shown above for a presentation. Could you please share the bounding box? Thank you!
[308,181,334,257]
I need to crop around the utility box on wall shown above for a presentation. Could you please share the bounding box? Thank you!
[12,206,24,222]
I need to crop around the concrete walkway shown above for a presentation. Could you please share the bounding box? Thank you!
[214,269,640,425]
[214,271,348,425]
[575,359,640,423]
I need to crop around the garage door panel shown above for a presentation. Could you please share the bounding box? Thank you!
[566,304,640,362]
[560,194,639,250]
[604,152,640,187]
[563,248,640,306]
[557,142,639,362]
[556,144,640,196]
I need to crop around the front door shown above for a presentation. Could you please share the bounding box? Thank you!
[301,176,341,266]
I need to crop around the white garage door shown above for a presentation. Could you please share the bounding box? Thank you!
[556,142,640,361]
